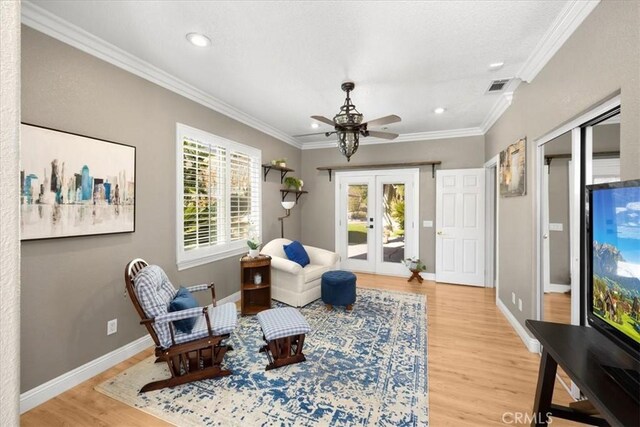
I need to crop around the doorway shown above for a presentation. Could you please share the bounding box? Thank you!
[335,169,419,275]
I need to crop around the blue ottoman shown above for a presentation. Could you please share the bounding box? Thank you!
[321,270,356,311]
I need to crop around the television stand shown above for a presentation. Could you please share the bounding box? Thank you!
[526,320,640,427]
[601,365,640,404]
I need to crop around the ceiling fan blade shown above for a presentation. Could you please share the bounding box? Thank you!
[311,115,336,126]
[366,130,399,140]
[363,114,402,128]
[293,131,335,137]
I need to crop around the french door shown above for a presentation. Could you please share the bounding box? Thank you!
[335,169,419,275]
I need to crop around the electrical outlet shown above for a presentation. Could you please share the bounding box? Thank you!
[107,319,118,335]
[518,299,523,312]
[512,292,516,304]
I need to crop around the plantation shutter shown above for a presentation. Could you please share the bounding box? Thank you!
[182,137,227,251]
[229,150,261,241]
[178,124,261,270]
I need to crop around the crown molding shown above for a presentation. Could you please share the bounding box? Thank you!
[516,0,600,83]
[480,91,514,134]
[300,127,484,150]
[20,1,302,149]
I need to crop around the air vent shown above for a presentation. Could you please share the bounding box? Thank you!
[487,79,510,93]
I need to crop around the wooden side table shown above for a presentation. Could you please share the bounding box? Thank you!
[240,254,271,315]
[408,268,423,283]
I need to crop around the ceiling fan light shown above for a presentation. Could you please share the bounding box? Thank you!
[337,131,359,162]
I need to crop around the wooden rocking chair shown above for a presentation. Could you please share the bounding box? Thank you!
[124,259,237,392]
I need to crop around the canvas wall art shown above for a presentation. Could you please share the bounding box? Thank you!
[499,137,527,197]
[20,124,136,240]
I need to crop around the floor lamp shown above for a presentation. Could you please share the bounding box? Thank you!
[279,201,295,238]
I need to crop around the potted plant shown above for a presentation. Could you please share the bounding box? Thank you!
[403,257,425,271]
[247,238,261,258]
[283,176,302,191]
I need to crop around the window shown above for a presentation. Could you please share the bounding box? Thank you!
[176,123,261,270]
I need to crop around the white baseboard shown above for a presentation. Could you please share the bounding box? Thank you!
[20,334,153,413]
[420,272,436,281]
[496,299,540,353]
[545,283,571,293]
[218,290,240,305]
[20,290,242,414]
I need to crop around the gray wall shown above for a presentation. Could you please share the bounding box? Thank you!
[484,1,640,328]
[300,136,485,274]
[20,27,302,392]
[548,157,570,285]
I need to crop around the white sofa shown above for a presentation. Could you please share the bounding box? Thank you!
[261,238,340,307]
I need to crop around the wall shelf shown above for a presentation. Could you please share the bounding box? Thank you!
[317,161,442,181]
[280,189,308,203]
[262,164,294,183]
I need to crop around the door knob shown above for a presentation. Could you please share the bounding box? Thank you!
[369,225,374,229]
[543,234,548,239]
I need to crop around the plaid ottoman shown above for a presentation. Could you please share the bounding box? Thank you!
[256,307,311,370]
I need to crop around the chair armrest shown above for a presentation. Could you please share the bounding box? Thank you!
[270,256,303,275]
[185,283,217,306]
[186,283,211,293]
[305,245,340,266]
[153,306,207,324]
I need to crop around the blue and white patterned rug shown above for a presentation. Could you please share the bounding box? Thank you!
[96,288,428,426]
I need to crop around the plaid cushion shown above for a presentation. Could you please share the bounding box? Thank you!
[134,265,177,346]
[172,303,237,347]
[257,307,311,341]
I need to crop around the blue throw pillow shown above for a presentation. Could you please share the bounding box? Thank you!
[168,287,199,334]
[283,240,310,267]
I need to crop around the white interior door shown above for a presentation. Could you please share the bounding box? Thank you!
[435,169,485,286]
[336,169,419,275]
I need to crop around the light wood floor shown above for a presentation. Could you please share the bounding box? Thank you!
[22,275,582,426]
[544,291,572,324]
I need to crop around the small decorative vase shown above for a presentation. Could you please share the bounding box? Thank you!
[254,273,262,285]
[278,162,286,168]
[249,249,259,258]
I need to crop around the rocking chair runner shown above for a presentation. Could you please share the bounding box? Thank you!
[124,259,237,392]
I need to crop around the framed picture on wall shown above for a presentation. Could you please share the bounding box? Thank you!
[20,123,136,240]
[499,137,527,197]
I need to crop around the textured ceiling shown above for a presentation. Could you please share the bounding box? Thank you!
[27,0,573,145]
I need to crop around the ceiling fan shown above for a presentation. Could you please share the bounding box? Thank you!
[295,82,401,161]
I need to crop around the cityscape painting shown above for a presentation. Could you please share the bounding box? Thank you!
[20,124,135,240]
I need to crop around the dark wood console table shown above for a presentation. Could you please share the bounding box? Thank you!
[526,320,639,427]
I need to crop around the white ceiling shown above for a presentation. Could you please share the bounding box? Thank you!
[23,1,598,148]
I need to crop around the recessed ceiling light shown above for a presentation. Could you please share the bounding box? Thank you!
[434,107,445,114]
[186,33,211,47]
[311,123,319,129]
[489,62,504,70]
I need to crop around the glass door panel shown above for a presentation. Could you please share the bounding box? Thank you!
[381,183,405,263]
[347,184,369,260]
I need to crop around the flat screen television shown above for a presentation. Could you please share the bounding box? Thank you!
[586,179,640,399]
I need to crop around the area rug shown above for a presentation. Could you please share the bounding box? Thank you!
[96,288,428,426]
